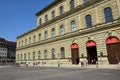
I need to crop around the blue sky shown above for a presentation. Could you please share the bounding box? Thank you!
[0,0,54,42]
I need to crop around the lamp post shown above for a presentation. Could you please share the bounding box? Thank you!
[58,53,60,67]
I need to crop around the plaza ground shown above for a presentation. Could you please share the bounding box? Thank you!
[0,66,120,80]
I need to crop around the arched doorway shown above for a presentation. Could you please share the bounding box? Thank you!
[106,36,120,64]
[71,43,79,64]
[86,40,98,64]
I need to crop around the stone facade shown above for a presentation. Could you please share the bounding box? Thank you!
[16,0,120,65]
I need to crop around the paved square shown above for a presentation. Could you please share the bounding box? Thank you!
[0,66,120,80]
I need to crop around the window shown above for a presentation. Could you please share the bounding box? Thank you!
[33,35,36,42]
[28,53,30,60]
[45,15,48,22]
[60,47,65,58]
[21,54,23,61]
[33,52,35,60]
[51,48,55,59]
[60,25,64,35]
[39,18,42,26]
[21,40,23,46]
[45,31,48,39]
[24,53,26,60]
[38,51,41,60]
[51,11,55,19]
[84,0,90,3]
[29,37,31,44]
[59,6,64,15]
[71,20,76,32]
[17,54,19,60]
[70,0,74,10]
[25,39,27,45]
[44,50,47,59]
[39,33,42,41]
[51,28,56,37]
[85,15,92,27]
[104,7,113,22]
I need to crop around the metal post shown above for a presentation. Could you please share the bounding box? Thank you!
[58,53,60,67]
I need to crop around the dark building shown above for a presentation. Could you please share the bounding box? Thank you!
[0,38,16,64]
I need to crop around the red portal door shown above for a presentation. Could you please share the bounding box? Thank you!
[71,43,79,64]
[106,36,120,64]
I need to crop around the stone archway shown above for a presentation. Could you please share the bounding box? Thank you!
[71,43,79,64]
[86,40,98,64]
[106,36,120,64]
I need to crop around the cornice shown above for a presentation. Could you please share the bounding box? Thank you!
[16,18,120,51]
[17,0,104,39]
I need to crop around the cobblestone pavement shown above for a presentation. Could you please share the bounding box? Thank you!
[0,66,120,80]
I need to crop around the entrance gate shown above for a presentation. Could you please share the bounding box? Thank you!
[86,40,98,64]
[71,43,79,64]
[106,36,120,64]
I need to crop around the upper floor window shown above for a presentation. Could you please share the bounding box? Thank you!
[45,15,48,22]
[17,54,19,60]
[104,7,113,22]
[39,33,42,41]
[60,25,64,35]
[60,47,65,58]
[71,20,76,32]
[51,28,56,37]
[38,51,41,60]
[51,10,55,19]
[59,6,64,15]
[29,37,31,44]
[85,15,92,28]
[45,31,48,39]
[33,35,36,42]
[84,0,90,3]
[70,0,74,10]
[21,40,23,46]
[39,18,42,26]
[25,39,27,45]
[44,50,47,59]
[51,48,55,59]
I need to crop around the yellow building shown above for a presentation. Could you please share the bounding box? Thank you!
[16,0,120,66]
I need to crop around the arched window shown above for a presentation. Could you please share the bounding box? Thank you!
[45,31,48,39]
[51,10,55,19]
[17,54,19,60]
[84,0,90,3]
[39,33,42,41]
[70,0,74,10]
[51,48,55,59]
[71,20,76,32]
[29,37,31,44]
[104,7,113,22]
[85,15,92,28]
[45,15,48,22]
[61,47,65,58]
[38,51,41,60]
[21,54,23,61]
[39,18,42,26]
[33,52,35,60]
[28,53,30,60]
[33,35,36,42]
[59,6,64,15]
[51,28,56,37]
[24,53,26,60]
[44,50,47,59]
[60,25,64,35]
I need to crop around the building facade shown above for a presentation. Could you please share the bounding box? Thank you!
[0,38,16,64]
[16,0,120,65]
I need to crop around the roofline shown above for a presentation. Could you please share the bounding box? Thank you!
[35,0,63,16]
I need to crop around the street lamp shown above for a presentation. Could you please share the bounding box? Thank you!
[58,53,60,67]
